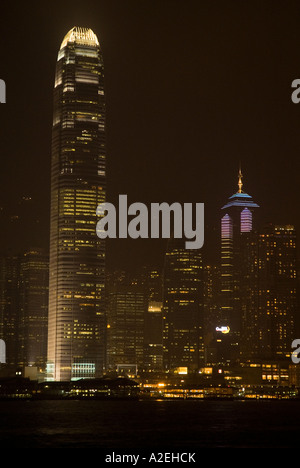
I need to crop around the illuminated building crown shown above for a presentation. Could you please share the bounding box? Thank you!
[60,26,99,49]
[222,166,259,210]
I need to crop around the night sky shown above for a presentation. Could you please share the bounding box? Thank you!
[0,0,299,270]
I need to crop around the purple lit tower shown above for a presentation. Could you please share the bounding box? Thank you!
[218,167,259,363]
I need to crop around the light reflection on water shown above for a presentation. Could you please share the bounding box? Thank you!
[0,399,299,448]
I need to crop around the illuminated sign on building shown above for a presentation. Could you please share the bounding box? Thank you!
[216,326,230,334]
[177,367,188,375]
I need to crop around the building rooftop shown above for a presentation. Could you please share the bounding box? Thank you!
[60,26,99,49]
[222,191,260,210]
[222,166,259,210]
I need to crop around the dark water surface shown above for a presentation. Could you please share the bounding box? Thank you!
[0,399,299,449]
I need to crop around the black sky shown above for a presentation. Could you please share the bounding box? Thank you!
[0,0,300,270]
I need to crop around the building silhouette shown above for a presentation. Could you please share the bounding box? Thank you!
[19,248,49,370]
[162,238,204,374]
[0,254,21,368]
[219,168,259,363]
[0,249,48,374]
[203,264,221,364]
[47,27,106,381]
[257,224,298,360]
[106,272,147,375]
[143,269,163,372]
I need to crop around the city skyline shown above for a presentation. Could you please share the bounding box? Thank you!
[0,4,300,450]
[0,10,298,380]
[0,1,300,272]
[0,6,300,454]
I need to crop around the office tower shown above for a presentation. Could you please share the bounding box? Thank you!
[144,269,163,371]
[219,168,259,363]
[106,273,147,374]
[238,228,260,361]
[0,255,21,369]
[19,248,49,369]
[203,264,221,364]
[0,250,48,373]
[258,224,298,360]
[144,300,163,371]
[47,27,106,381]
[163,238,204,374]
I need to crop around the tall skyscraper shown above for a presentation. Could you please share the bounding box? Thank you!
[0,249,48,374]
[47,27,106,381]
[144,269,163,372]
[257,224,298,360]
[219,168,259,363]
[0,254,21,369]
[203,264,221,364]
[19,249,49,370]
[163,238,204,374]
[106,273,147,374]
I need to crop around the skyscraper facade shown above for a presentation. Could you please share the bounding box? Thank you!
[203,264,221,364]
[258,224,298,360]
[0,249,49,373]
[106,273,147,374]
[19,248,49,369]
[47,27,106,381]
[0,254,21,369]
[163,238,204,374]
[144,269,163,371]
[219,169,259,363]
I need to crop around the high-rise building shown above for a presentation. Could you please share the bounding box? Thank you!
[219,168,259,363]
[144,269,163,371]
[0,254,21,369]
[163,238,204,374]
[0,249,49,374]
[203,264,221,364]
[47,27,106,381]
[106,273,147,374]
[257,224,298,360]
[19,248,49,369]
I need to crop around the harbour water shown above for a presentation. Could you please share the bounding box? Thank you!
[0,399,299,450]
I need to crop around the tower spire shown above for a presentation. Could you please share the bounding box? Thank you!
[238,163,243,193]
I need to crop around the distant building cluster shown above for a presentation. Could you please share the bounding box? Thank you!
[0,249,48,371]
[0,204,298,388]
[0,28,298,391]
